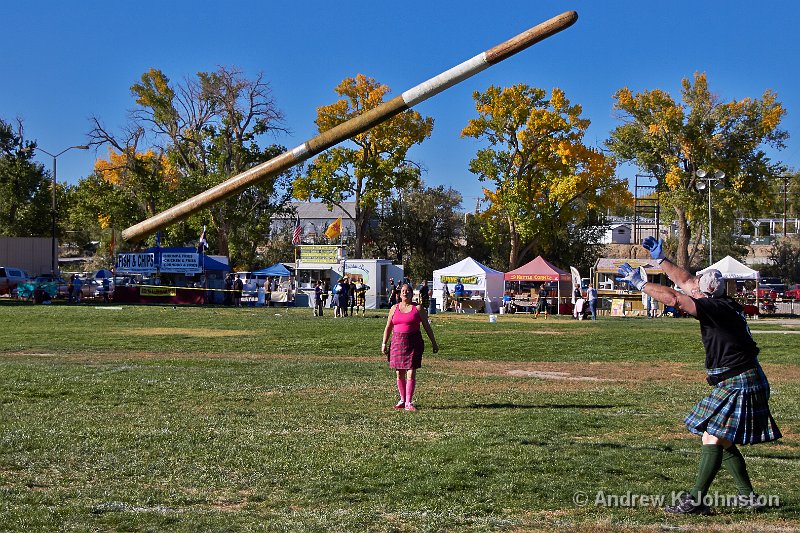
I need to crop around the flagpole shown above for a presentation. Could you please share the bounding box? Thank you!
[340,219,345,282]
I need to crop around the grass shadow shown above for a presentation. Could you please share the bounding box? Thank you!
[428,402,625,410]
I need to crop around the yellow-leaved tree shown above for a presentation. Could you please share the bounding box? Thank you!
[462,84,632,269]
[293,74,433,258]
[606,72,788,268]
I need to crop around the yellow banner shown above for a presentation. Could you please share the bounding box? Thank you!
[140,286,177,297]
[299,245,341,263]
[440,275,478,284]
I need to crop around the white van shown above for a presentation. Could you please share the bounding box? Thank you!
[0,266,32,295]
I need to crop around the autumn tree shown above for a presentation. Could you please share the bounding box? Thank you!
[87,66,294,266]
[462,84,631,269]
[606,72,788,268]
[293,74,434,258]
[369,183,463,280]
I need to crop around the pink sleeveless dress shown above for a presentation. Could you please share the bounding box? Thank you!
[388,305,425,369]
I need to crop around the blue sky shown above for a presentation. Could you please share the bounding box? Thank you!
[3,1,798,210]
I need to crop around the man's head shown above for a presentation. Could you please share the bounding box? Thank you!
[698,269,725,298]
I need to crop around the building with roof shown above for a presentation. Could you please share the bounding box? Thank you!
[271,201,358,241]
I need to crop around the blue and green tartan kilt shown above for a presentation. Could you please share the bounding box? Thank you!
[388,330,424,370]
[684,363,782,445]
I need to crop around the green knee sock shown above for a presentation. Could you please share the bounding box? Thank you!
[689,444,723,502]
[722,445,755,495]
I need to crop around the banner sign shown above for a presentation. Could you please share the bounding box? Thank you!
[161,252,202,274]
[610,298,626,317]
[504,273,560,282]
[440,275,479,284]
[116,253,156,273]
[140,286,177,297]
[299,245,341,264]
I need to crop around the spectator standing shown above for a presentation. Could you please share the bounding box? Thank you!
[381,283,439,411]
[67,275,75,303]
[73,275,83,304]
[388,278,397,307]
[442,281,450,312]
[453,280,465,313]
[313,280,324,316]
[504,291,513,314]
[418,280,430,310]
[587,283,598,320]
[354,279,369,317]
[102,278,111,303]
[391,281,401,309]
[233,274,243,307]
[336,277,349,317]
[535,284,548,318]
[224,274,233,306]
[264,277,272,308]
[349,278,357,316]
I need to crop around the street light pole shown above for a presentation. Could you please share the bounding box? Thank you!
[695,169,725,265]
[33,145,89,275]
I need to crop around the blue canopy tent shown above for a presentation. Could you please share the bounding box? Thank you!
[253,263,292,277]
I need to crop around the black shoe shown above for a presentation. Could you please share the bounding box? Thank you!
[737,493,767,512]
[665,493,712,516]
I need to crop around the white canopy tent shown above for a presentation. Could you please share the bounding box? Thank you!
[432,257,505,312]
[697,255,759,280]
[697,256,761,311]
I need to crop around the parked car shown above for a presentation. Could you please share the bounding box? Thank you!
[80,278,110,300]
[784,284,800,300]
[755,287,778,300]
[0,267,32,296]
[759,277,786,298]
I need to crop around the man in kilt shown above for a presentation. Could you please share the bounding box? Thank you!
[617,237,781,515]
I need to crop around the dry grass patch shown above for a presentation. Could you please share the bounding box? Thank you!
[108,327,245,337]
[432,360,701,384]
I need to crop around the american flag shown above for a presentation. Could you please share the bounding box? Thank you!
[292,221,302,245]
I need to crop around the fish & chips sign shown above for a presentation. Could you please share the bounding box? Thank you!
[116,253,155,273]
[117,252,201,274]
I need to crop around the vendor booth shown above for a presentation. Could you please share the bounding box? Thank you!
[293,245,404,309]
[504,256,571,315]
[242,263,295,306]
[593,258,667,316]
[114,247,230,304]
[432,257,504,312]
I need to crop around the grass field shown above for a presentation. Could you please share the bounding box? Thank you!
[1,302,799,531]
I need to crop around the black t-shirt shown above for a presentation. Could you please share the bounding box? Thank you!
[693,296,759,369]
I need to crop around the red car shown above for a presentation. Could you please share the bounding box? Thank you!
[755,287,778,300]
[785,285,800,299]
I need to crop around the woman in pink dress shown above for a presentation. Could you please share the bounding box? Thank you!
[381,283,439,411]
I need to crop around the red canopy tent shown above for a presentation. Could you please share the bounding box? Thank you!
[504,256,570,314]
[504,256,569,282]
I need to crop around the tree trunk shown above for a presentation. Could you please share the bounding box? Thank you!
[508,216,519,269]
[674,205,690,269]
[354,212,366,259]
